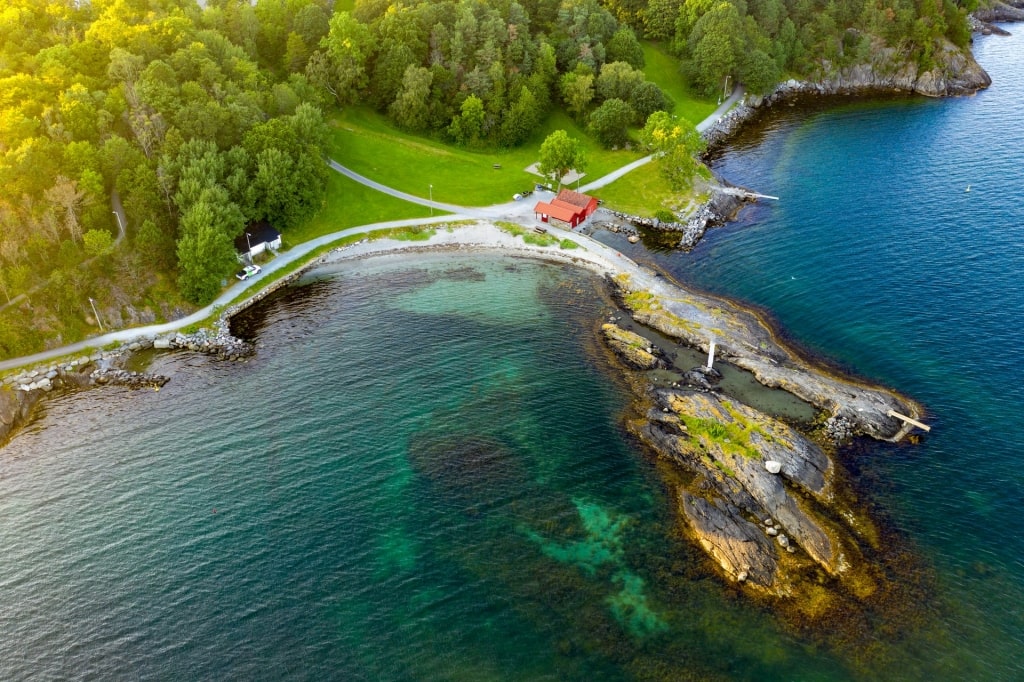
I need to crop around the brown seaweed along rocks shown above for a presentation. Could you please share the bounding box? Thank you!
[631,387,888,614]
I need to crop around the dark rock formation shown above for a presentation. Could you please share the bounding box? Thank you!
[974,1,1024,26]
[610,272,922,442]
[703,38,992,153]
[0,386,41,446]
[628,386,887,609]
[680,491,779,588]
[601,323,668,370]
[604,188,748,251]
[675,189,750,250]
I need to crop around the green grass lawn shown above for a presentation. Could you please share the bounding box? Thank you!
[641,41,718,125]
[286,171,436,245]
[591,164,694,217]
[327,106,643,206]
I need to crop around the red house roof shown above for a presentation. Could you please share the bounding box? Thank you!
[534,200,580,224]
[555,188,597,211]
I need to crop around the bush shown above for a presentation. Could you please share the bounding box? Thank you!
[654,209,677,223]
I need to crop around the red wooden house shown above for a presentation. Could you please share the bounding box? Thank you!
[533,189,598,229]
[554,189,599,218]
[533,199,583,227]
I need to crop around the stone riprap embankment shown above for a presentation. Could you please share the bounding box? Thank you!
[0,323,252,444]
[603,187,748,250]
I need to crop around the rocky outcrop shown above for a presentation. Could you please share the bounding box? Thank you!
[703,37,991,151]
[601,323,667,370]
[624,382,890,611]
[604,185,748,251]
[779,37,991,98]
[974,0,1024,26]
[674,188,749,250]
[611,272,921,442]
[637,389,849,586]
[0,386,41,446]
[680,491,780,589]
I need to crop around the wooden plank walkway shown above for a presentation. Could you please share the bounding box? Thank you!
[887,410,931,432]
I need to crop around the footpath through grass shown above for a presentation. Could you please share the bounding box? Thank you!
[328,107,642,206]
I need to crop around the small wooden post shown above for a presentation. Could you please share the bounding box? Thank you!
[707,339,716,369]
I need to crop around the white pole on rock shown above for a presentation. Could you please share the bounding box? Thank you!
[707,338,716,369]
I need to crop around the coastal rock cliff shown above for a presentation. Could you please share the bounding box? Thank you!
[703,37,991,151]
[0,387,40,447]
[802,37,992,97]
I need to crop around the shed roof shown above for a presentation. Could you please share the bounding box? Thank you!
[534,200,579,224]
[234,221,281,253]
[555,188,596,209]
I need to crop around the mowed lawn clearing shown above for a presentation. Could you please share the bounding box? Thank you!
[591,164,708,217]
[286,171,437,245]
[327,106,643,206]
[641,42,718,125]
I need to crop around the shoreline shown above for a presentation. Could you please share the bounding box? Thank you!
[1,220,921,445]
[0,211,932,633]
[284,223,937,627]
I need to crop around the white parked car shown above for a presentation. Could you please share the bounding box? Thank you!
[236,264,261,281]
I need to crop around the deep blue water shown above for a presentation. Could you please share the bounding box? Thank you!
[601,28,1024,679]
[3,29,1024,682]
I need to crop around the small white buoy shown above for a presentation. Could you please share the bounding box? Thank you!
[965,185,971,192]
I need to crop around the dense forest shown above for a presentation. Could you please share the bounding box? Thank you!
[0,0,974,358]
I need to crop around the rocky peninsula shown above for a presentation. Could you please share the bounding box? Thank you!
[0,219,930,624]
[308,224,928,623]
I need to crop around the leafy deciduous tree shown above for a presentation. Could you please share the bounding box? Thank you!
[537,130,586,189]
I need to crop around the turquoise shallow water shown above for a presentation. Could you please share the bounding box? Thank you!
[0,254,847,681]
[3,31,1024,682]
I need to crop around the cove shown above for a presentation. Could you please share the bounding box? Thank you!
[0,253,861,680]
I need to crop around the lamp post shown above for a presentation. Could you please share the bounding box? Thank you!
[245,232,252,262]
[89,297,104,331]
[429,185,433,217]
[111,210,124,235]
